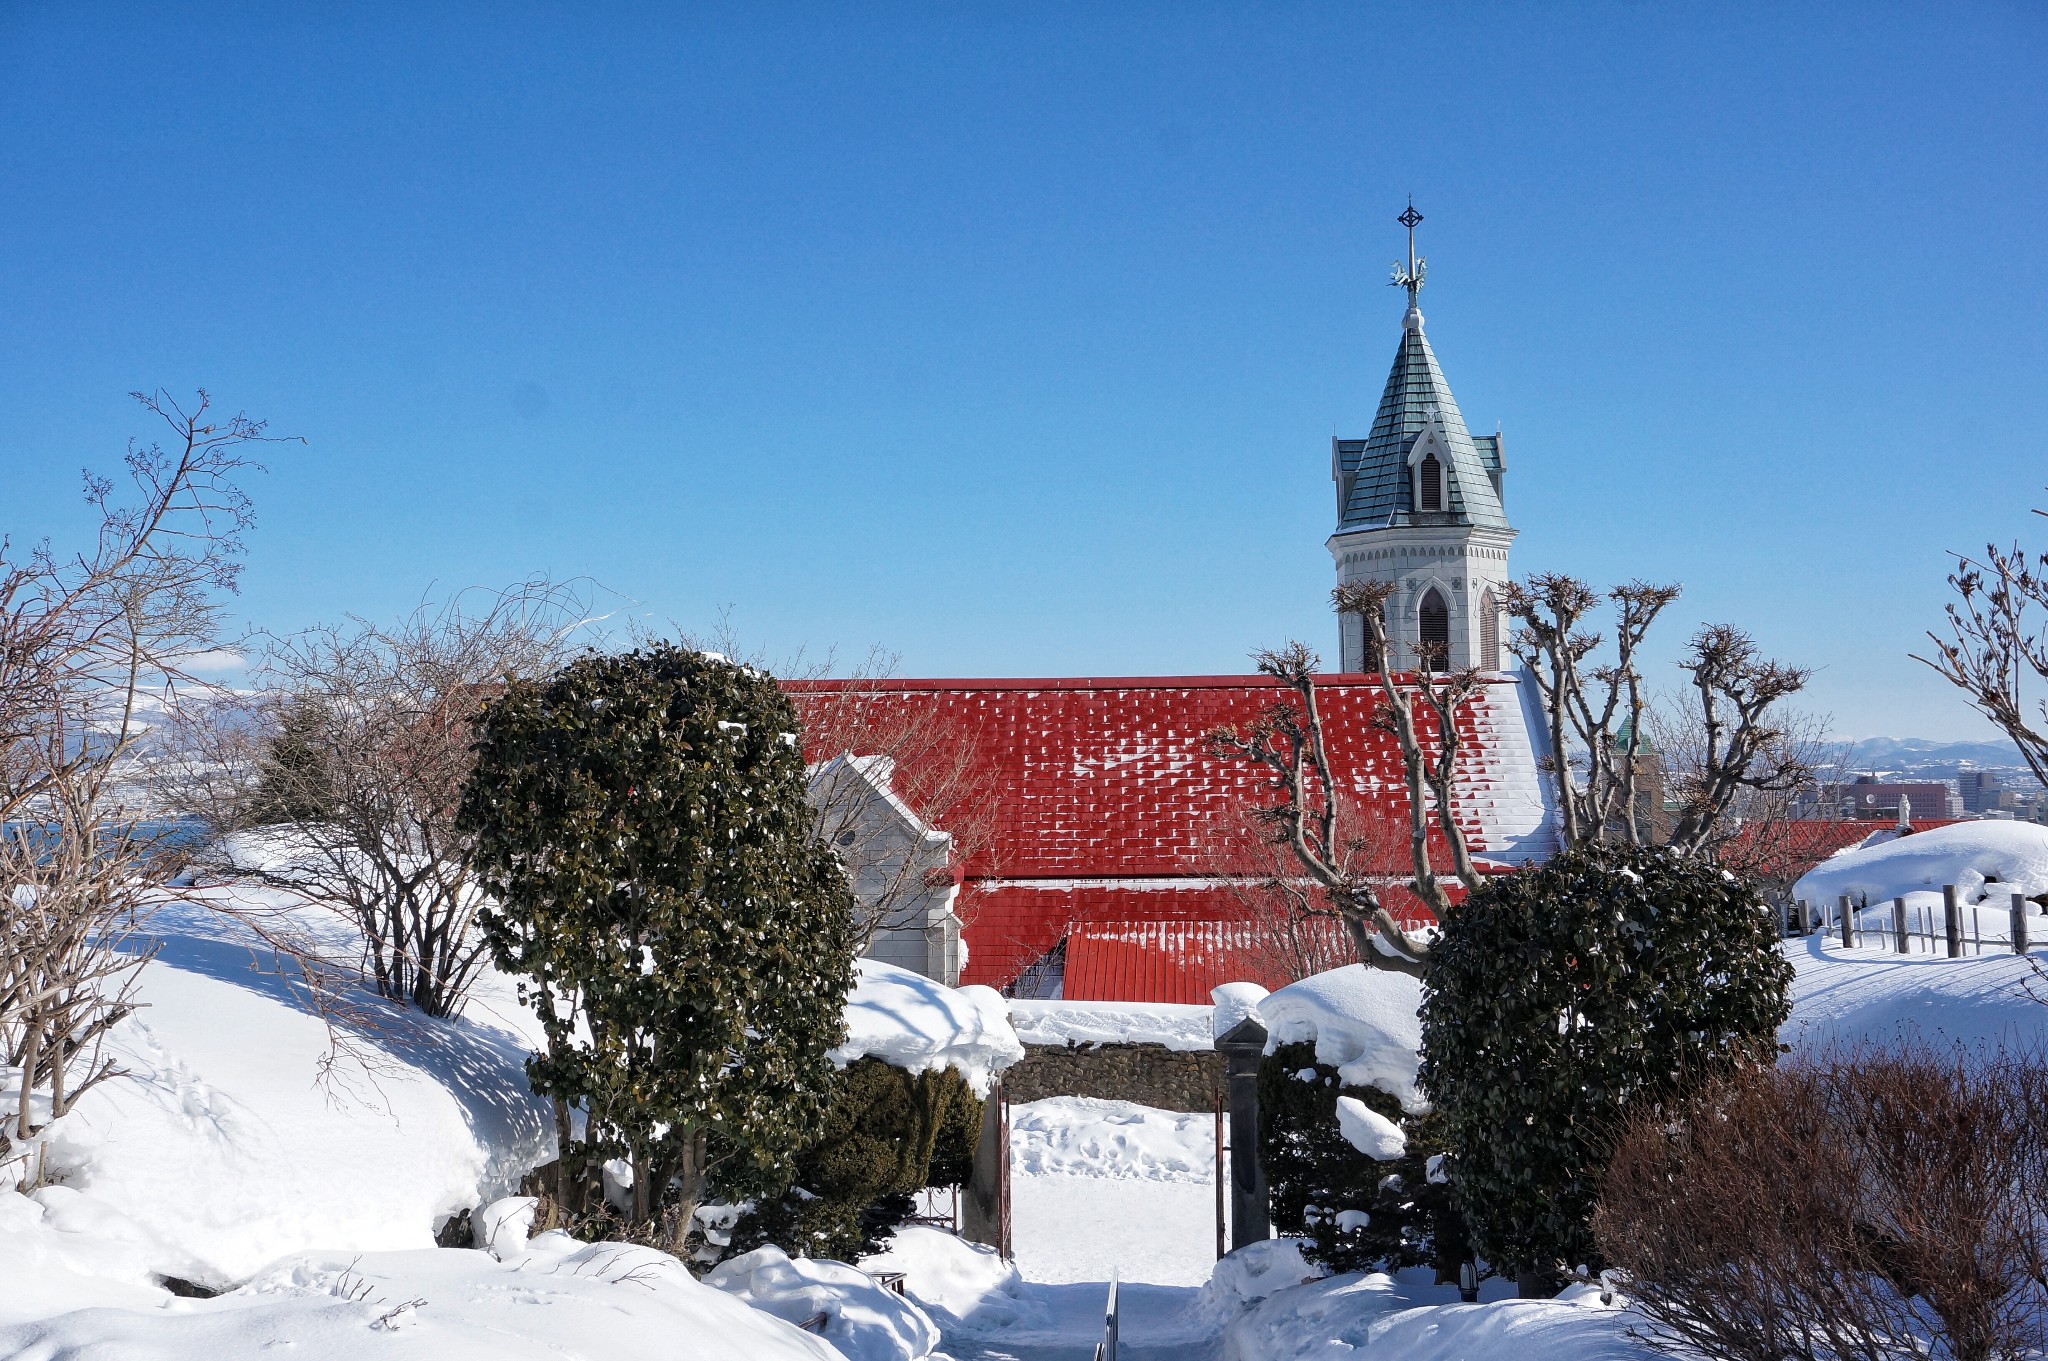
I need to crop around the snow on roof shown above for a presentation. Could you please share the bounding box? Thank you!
[786,674,1554,881]
[1006,998,1217,1052]
[787,674,1557,996]
[1792,820,2048,910]
[1255,964,1426,1112]
[831,959,1024,1095]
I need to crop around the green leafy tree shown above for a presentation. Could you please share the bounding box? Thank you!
[460,644,858,1251]
[1417,841,1792,1294]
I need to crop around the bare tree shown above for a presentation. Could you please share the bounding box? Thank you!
[1205,581,1484,976]
[1503,574,1681,846]
[2,391,276,1163]
[1658,702,1841,895]
[1504,573,1810,857]
[1916,508,2048,791]
[1199,798,1370,984]
[1597,1049,2048,1361]
[1662,626,1814,857]
[198,582,590,1018]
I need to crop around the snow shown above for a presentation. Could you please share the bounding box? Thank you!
[1334,1096,1407,1160]
[1257,965,1426,1111]
[0,1233,844,1361]
[1210,981,1269,1040]
[831,959,1024,1095]
[3,888,553,1287]
[1008,998,1217,1051]
[1784,932,2048,1057]
[1224,1272,1649,1361]
[1011,1096,1215,1181]
[1792,819,2048,911]
[706,1244,941,1361]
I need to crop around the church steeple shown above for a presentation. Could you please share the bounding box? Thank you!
[1326,204,1516,674]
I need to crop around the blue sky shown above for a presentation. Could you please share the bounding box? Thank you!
[1,4,2042,741]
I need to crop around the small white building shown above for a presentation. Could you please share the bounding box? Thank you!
[808,753,965,986]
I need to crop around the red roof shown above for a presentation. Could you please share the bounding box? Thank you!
[1062,918,1354,1004]
[1720,818,1964,889]
[787,673,1549,997]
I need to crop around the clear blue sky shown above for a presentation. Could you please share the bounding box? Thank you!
[2,4,2042,740]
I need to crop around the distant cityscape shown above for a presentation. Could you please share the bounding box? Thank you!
[1805,738,2040,824]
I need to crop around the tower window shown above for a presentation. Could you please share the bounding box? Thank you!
[1481,588,1501,671]
[1419,588,1449,670]
[1419,452,1443,511]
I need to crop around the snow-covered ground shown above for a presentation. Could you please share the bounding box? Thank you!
[10,819,2048,1361]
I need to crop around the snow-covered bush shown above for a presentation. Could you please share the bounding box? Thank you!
[1419,842,1793,1293]
[460,644,858,1252]
[1258,1041,1450,1276]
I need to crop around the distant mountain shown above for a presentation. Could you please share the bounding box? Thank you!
[1833,736,2028,773]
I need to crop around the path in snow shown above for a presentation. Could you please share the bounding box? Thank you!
[909,1098,1230,1360]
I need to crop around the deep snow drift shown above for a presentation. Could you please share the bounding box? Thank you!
[834,959,1024,1095]
[1793,819,2048,912]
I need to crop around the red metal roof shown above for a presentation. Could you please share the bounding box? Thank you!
[1719,818,1964,889]
[1061,918,1354,1004]
[786,673,1545,997]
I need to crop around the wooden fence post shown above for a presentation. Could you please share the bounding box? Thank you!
[1796,900,1812,936]
[1893,897,1908,954]
[2013,891,2029,956]
[1943,885,1963,959]
[1839,895,1854,949]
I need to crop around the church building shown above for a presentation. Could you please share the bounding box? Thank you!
[791,207,1557,1002]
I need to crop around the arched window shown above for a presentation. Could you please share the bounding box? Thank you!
[1480,588,1501,671]
[1419,452,1443,511]
[1418,587,1449,670]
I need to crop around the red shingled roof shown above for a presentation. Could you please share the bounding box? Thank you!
[1719,818,1965,890]
[1062,918,1355,1004]
[787,673,1546,997]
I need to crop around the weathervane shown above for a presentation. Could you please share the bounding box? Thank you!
[1390,198,1426,303]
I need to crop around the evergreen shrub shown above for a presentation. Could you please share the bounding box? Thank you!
[1418,841,1793,1287]
[1260,1040,1450,1275]
[730,1057,983,1262]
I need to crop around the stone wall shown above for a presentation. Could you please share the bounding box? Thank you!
[999,1041,1223,1113]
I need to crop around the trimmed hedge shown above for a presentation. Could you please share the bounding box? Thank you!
[1418,841,1794,1285]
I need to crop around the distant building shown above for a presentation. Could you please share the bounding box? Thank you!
[1841,776,1963,821]
[1959,769,2001,813]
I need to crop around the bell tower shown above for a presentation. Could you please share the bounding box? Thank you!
[1328,202,1515,672]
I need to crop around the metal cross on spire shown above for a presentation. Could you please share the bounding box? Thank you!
[1390,198,1426,303]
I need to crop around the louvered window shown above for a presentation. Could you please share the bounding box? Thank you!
[1419,453,1443,511]
[1481,589,1501,671]
[1419,588,1450,670]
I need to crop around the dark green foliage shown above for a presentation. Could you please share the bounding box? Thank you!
[731,1057,983,1262]
[245,698,336,825]
[1260,1041,1451,1275]
[459,644,858,1247]
[1418,841,1794,1283]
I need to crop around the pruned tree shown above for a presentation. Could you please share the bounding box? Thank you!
[1662,625,1815,857]
[1205,580,1485,976]
[1505,573,1811,857]
[1503,574,1680,846]
[2,391,277,1163]
[1199,798,1378,984]
[1916,507,2048,792]
[197,581,590,1018]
